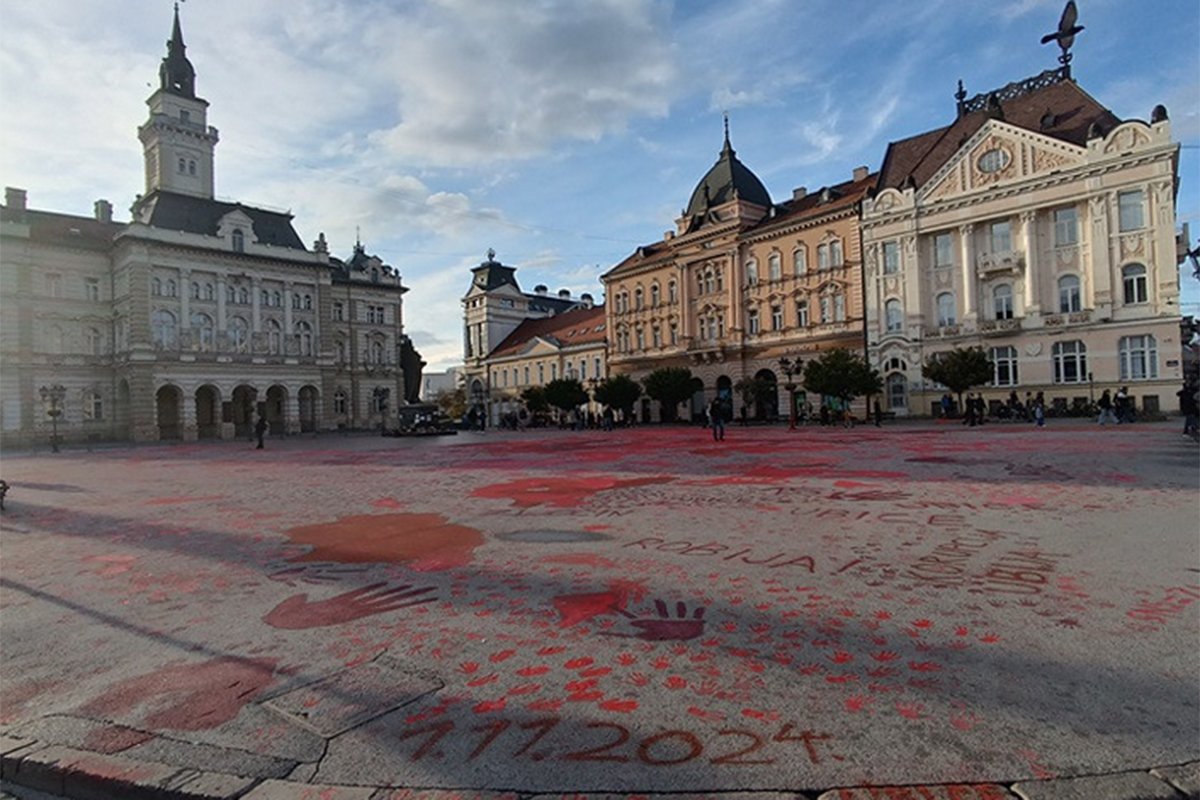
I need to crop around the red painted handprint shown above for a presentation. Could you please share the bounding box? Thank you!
[264,582,435,629]
[608,599,707,641]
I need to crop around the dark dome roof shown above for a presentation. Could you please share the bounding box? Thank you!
[685,127,771,218]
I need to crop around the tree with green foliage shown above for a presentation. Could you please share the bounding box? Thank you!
[922,347,994,410]
[435,387,467,421]
[520,386,550,415]
[593,374,642,420]
[643,366,697,422]
[543,378,588,416]
[734,376,775,420]
[802,348,883,409]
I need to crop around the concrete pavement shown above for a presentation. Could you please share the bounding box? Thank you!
[0,420,1197,798]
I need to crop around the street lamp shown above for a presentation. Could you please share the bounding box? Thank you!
[778,356,804,431]
[39,384,65,453]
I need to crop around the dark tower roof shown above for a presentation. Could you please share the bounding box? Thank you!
[159,4,196,98]
[684,117,771,220]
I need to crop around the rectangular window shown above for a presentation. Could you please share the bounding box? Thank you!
[333,302,344,322]
[820,296,831,324]
[524,366,530,385]
[47,273,63,298]
[85,278,101,302]
[796,300,809,327]
[990,220,1012,253]
[1118,190,1144,232]
[747,310,760,335]
[882,242,899,274]
[669,323,677,345]
[771,305,783,331]
[834,294,846,322]
[934,233,953,268]
[594,357,601,377]
[1054,207,1078,246]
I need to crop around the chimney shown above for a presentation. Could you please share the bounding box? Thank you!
[5,187,27,210]
[792,187,807,201]
[558,289,571,299]
[853,166,869,182]
[94,199,113,223]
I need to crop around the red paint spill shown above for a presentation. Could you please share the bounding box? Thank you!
[552,580,645,628]
[282,513,484,571]
[80,657,277,731]
[598,698,638,713]
[370,497,405,509]
[541,553,618,569]
[471,475,673,509]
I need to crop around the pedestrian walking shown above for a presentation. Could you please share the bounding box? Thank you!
[254,415,268,449]
[1034,398,1045,428]
[963,393,978,427]
[873,399,883,427]
[1097,389,1116,425]
[708,397,725,441]
[1178,381,1199,438]
[1115,386,1131,423]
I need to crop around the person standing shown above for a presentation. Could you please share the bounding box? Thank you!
[873,399,883,427]
[254,415,268,449]
[1178,381,1199,438]
[1097,389,1116,425]
[708,397,725,441]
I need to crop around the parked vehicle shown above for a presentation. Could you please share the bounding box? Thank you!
[384,404,458,436]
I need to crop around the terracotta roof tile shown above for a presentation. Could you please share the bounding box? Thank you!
[489,305,606,359]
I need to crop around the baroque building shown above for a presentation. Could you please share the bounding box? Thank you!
[863,63,1182,416]
[602,122,874,422]
[460,249,597,425]
[0,8,414,446]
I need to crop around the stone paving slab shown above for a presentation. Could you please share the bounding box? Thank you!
[241,779,374,799]
[816,786,1015,799]
[0,425,1197,797]
[1150,762,1200,799]
[1011,770,1185,799]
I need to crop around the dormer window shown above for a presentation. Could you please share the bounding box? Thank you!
[232,228,245,252]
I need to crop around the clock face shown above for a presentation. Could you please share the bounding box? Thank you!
[977,148,1010,174]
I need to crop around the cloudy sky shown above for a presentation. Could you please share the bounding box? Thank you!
[2,0,1197,370]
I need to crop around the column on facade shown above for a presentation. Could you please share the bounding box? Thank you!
[216,275,227,335]
[181,386,198,441]
[1020,211,1039,314]
[286,392,301,434]
[728,248,743,335]
[958,224,975,320]
[1088,193,1111,310]
[251,277,262,331]
[677,263,692,344]
[180,269,191,335]
[283,282,294,351]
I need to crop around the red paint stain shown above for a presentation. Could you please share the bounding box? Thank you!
[541,553,618,569]
[473,698,507,714]
[527,698,563,712]
[80,657,278,731]
[0,678,62,724]
[282,513,484,572]
[370,497,405,509]
[81,725,155,754]
[552,580,645,628]
[598,698,638,713]
[471,475,673,509]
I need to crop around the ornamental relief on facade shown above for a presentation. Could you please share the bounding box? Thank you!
[1103,126,1149,154]
[969,136,1017,187]
[925,167,961,201]
[933,269,953,288]
[884,276,900,295]
[1032,147,1072,173]
[1119,233,1145,259]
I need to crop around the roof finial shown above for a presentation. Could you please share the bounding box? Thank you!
[1040,0,1084,79]
[955,78,967,117]
[355,225,361,249]
[720,111,735,158]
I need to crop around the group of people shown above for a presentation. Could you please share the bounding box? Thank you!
[1177,379,1199,438]
[943,391,1047,427]
[1095,386,1135,425]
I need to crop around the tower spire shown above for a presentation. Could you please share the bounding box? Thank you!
[721,111,734,156]
[160,1,196,97]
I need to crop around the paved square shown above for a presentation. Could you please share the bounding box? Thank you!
[1,423,1197,794]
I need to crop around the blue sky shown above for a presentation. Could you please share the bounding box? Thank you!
[2,0,1197,370]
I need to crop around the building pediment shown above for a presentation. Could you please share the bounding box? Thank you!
[919,120,1086,203]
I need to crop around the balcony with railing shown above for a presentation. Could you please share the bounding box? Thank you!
[976,250,1024,277]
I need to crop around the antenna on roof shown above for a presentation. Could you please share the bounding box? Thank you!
[1040,1,1084,79]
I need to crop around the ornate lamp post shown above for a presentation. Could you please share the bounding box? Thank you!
[778,356,804,431]
[39,384,66,453]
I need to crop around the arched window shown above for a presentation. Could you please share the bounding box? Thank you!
[793,246,807,276]
[650,283,660,306]
[165,279,177,298]
[715,269,724,291]
[886,372,907,409]
[830,239,843,267]
[238,287,249,305]
[265,319,282,354]
[990,345,1018,386]
[1058,275,1081,313]
[1122,264,1147,305]
[936,292,956,327]
[993,284,1014,320]
[634,287,643,310]
[303,294,313,311]
[152,277,163,296]
[190,312,214,351]
[231,228,244,253]
[297,321,314,357]
[817,244,829,270]
[229,316,249,352]
[177,158,186,174]
[1052,340,1087,384]
[334,339,346,364]
[370,338,384,364]
[204,283,215,301]
[292,293,301,310]
[746,259,758,285]
[704,270,715,294]
[885,299,903,333]
[1119,335,1157,381]
[333,389,348,415]
[272,291,281,307]
[191,282,201,300]
[667,281,677,303]
[152,309,177,348]
[227,285,236,304]
[768,252,782,281]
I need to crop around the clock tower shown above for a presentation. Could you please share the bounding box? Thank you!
[137,4,219,199]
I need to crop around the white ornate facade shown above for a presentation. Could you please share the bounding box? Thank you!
[864,69,1182,416]
[0,8,412,446]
